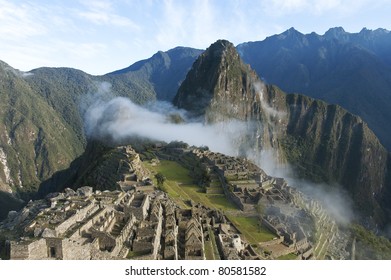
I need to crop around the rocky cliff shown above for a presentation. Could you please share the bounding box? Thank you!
[237,27,391,150]
[174,40,391,226]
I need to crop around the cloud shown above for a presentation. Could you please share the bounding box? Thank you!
[83,87,355,227]
[64,42,108,60]
[83,88,249,156]
[154,0,267,50]
[264,0,379,16]
[268,0,308,12]
[77,0,141,29]
[0,0,48,39]
[1,0,390,75]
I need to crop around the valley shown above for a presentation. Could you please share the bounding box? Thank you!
[1,28,391,260]
[0,142,353,260]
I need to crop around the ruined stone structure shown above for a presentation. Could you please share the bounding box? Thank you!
[0,143,350,260]
[158,144,349,259]
[1,188,260,260]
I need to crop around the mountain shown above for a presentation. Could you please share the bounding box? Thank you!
[174,40,391,226]
[0,47,202,218]
[237,27,391,150]
[0,47,201,182]
[106,47,203,101]
[0,63,86,192]
[0,63,91,219]
[2,28,391,226]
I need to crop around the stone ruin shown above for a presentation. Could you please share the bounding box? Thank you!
[158,144,350,259]
[0,143,350,260]
[1,188,260,260]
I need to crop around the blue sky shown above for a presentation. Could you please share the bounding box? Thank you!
[1,0,391,75]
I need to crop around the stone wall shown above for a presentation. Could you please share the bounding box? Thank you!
[9,239,49,260]
[10,242,29,260]
[46,238,63,259]
[11,238,57,260]
[259,236,284,247]
[270,245,296,259]
[110,215,136,256]
[55,202,98,235]
[26,239,47,259]
[91,230,116,252]
[152,209,163,259]
[261,218,280,236]
[126,193,150,220]
[62,239,91,260]
[142,195,151,220]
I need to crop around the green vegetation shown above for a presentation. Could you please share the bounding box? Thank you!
[351,224,391,260]
[149,160,193,183]
[0,48,200,212]
[0,192,24,221]
[226,216,276,244]
[204,240,214,260]
[280,135,329,183]
[0,65,90,200]
[126,250,149,259]
[204,229,221,260]
[145,160,237,211]
[277,253,298,260]
[154,172,166,188]
[144,159,278,245]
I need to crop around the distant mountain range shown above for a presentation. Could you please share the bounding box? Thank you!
[1,27,391,227]
[238,27,391,150]
[174,39,391,226]
[0,48,200,219]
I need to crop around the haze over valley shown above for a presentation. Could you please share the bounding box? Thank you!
[1,26,391,260]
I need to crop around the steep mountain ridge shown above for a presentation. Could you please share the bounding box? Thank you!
[1,27,391,225]
[0,63,85,191]
[0,63,89,219]
[174,40,391,225]
[107,47,203,101]
[237,27,391,150]
[0,46,202,193]
[174,41,257,119]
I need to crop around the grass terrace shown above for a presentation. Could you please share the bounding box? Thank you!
[277,253,299,260]
[204,227,221,260]
[226,216,276,244]
[144,159,276,246]
[145,160,237,211]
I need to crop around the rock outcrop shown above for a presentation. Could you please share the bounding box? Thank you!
[174,40,391,226]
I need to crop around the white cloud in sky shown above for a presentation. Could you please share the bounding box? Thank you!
[0,1,47,39]
[0,0,391,74]
[265,0,387,16]
[77,0,140,29]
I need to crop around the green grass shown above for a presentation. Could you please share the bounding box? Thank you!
[204,240,215,260]
[210,181,221,187]
[208,228,221,260]
[144,159,275,248]
[205,194,236,210]
[127,250,149,259]
[351,224,391,260]
[152,160,194,183]
[227,216,276,244]
[277,253,298,260]
[145,160,237,211]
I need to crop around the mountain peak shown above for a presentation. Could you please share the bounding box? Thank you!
[324,27,349,40]
[325,26,346,34]
[204,39,237,60]
[173,39,259,120]
[209,39,235,50]
[273,28,309,47]
[359,27,390,37]
[278,27,303,38]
